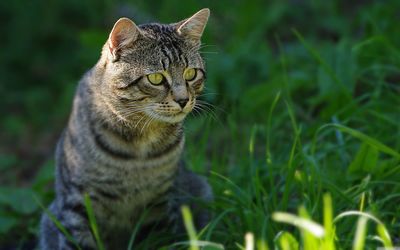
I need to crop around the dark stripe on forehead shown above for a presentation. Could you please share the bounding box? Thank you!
[160,24,172,33]
[181,55,189,68]
[160,47,173,66]
[161,58,167,71]
[142,23,188,66]
[160,44,184,67]
[171,39,183,59]
[160,36,184,63]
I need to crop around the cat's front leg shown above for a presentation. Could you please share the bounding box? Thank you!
[40,201,97,250]
[168,168,213,233]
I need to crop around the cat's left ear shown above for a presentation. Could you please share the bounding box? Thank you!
[176,8,210,42]
[108,17,141,61]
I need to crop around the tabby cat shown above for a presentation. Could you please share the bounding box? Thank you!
[39,8,212,249]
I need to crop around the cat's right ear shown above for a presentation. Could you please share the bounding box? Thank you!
[108,17,140,61]
[176,8,210,42]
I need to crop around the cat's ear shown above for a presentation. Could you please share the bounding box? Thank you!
[108,17,140,61]
[176,8,210,41]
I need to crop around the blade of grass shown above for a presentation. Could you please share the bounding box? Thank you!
[299,206,319,250]
[280,101,302,211]
[359,192,365,212]
[127,209,150,250]
[34,196,82,250]
[245,232,254,250]
[83,193,105,250]
[258,217,269,250]
[256,238,269,250]
[210,171,252,207]
[334,211,384,225]
[312,124,400,159]
[275,34,293,105]
[265,92,281,210]
[322,193,335,250]
[181,205,199,250]
[353,216,368,250]
[266,91,281,164]
[272,212,325,237]
[376,223,393,248]
[274,231,299,250]
[334,210,392,246]
[292,28,352,100]
[249,125,267,209]
[169,240,225,249]
[203,208,234,241]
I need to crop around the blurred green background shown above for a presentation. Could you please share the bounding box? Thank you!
[1,0,399,249]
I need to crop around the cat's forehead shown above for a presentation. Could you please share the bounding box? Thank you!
[139,23,192,53]
[119,24,204,72]
[139,23,180,40]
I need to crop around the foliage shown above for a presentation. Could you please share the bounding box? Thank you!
[0,0,399,249]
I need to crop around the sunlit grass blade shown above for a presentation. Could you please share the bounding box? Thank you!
[274,231,299,250]
[169,240,225,249]
[334,211,384,225]
[376,223,393,248]
[272,212,325,238]
[83,193,105,250]
[359,192,365,212]
[298,206,319,250]
[181,205,199,250]
[256,238,269,250]
[352,216,368,250]
[245,232,255,250]
[333,210,393,248]
[322,193,335,250]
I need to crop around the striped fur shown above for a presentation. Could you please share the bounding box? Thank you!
[39,9,212,250]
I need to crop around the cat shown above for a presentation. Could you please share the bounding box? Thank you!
[39,8,212,250]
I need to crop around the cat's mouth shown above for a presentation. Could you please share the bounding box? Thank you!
[145,110,188,124]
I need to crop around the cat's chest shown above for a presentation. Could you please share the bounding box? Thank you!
[91,157,178,226]
[80,123,183,227]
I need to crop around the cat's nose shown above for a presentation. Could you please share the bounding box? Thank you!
[175,98,189,109]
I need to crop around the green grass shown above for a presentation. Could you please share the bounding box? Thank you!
[1,0,400,249]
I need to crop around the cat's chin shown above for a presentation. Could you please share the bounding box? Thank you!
[146,111,187,124]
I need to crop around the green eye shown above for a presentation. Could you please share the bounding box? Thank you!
[147,73,164,85]
[184,68,197,81]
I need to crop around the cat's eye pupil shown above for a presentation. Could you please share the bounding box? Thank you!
[147,73,164,85]
[184,68,196,81]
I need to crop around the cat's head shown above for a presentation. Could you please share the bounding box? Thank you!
[97,9,210,125]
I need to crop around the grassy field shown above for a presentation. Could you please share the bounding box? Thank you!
[1,0,399,249]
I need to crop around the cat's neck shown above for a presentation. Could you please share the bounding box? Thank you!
[89,95,181,144]
[92,100,181,142]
